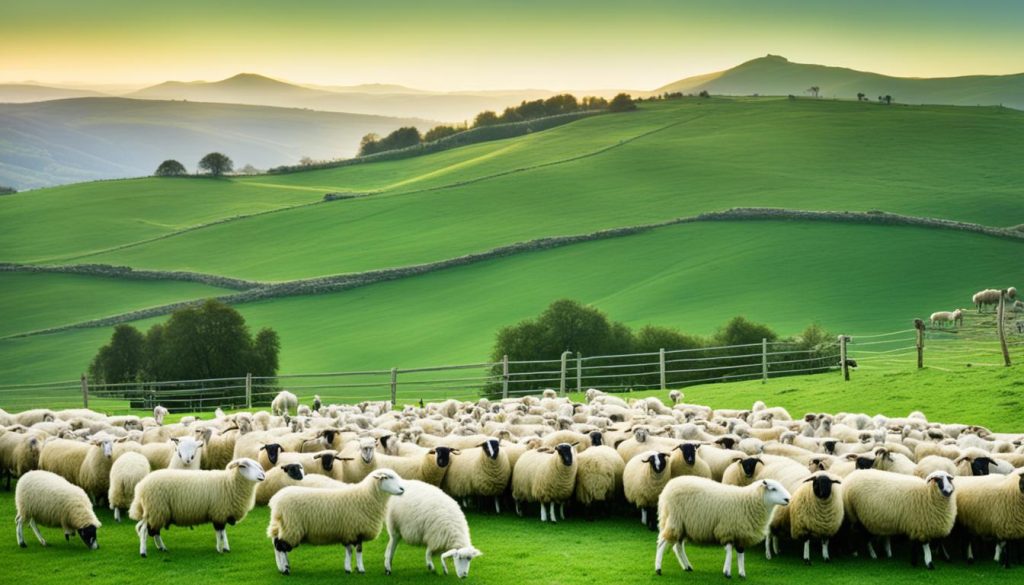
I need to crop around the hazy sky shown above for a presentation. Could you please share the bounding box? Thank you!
[3,0,1022,90]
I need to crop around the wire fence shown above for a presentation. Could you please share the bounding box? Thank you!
[0,309,1019,414]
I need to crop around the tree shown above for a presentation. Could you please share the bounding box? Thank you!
[379,126,421,151]
[88,324,145,384]
[856,92,866,102]
[154,159,187,177]
[608,93,637,112]
[299,156,315,166]
[251,328,280,377]
[884,94,893,105]
[238,164,259,175]
[806,86,820,98]
[473,110,500,127]
[198,152,233,176]
[714,316,778,347]
[359,133,381,156]
[424,125,462,142]
[698,90,710,98]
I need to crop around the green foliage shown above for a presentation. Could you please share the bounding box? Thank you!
[714,316,778,346]
[154,159,187,177]
[473,110,500,127]
[0,186,17,195]
[359,126,422,156]
[252,328,281,377]
[88,324,145,383]
[198,152,233,176]
[608,93,637,112]
[423,124,464,142]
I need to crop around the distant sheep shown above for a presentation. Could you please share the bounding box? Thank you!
[929,309,963,328]
[972,289,1001,312]
[15,470,101,550]
[272,391,299,417]
[384,479,482,577]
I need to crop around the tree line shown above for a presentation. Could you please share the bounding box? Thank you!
[154,152,236,177]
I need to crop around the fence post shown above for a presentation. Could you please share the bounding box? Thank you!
[998,290,1011,367]
[914,319,925,369]
[81,373,89,409]
[761,338,768,383]
[502,355,509,400]
[559,351,570,397]
[245,373,252,409]
[838,335,850,381]
[576,352,582,393]
[390,368,398,406]
[659,348,667,390]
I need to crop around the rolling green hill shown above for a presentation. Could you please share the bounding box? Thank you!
[657,55,1024,109]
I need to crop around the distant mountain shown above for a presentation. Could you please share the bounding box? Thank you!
[0,84,106,103]
[656,55,1024,109]
[0,97,434,190]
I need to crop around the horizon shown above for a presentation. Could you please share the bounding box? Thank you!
[3,0,1023,91]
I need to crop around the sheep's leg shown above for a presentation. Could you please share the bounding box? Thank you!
[29,520,46,546]
[737,546,746,579]
[355,542,365,574]
[514,499,522,517]
[559,502,565,520]
[772,535,780,555]
[923,542,934,570]
[426,547,435,572]
[966,541,974,564]
[939,541,950,561]
[641,508,648,526]
[135,521,148,557]
[803,540,811,565]
[273,538,292,575]
[344,545,353,573]
[723,543,733,578]
[540,504,548,522]
[154,533,167,552]
[822,538,830,563]
[221,528,230,553]
[16,515,25,548]
[866,539,877,560]
[764,537,772,560]
[113,507,121,523]
[672,541,693,571]
[884,537,893,559]
[384,536,398,575]
[994,541,1003,563]
[655,537,668,575]
[440,549,450,575]
[494,496,501,514]
[550,502,558,523]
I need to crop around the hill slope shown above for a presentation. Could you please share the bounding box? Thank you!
[658,55,1024,108]
[0,97,433,190]
[0,83,105,103]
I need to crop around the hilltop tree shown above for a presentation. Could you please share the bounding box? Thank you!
[884,95,893,105]
[473,110,500,127]
[198,152,233,176]
[698,90,710,98]
[424,124,463,142]
[807,86,820,98]
[88,324,145,384]
[359,133,382,156]
[608,93,637,112]
[856,92,866,102]
[299,156,315,166]
[154,159,187,177]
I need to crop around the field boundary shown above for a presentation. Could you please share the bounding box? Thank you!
[4,207,1022,339]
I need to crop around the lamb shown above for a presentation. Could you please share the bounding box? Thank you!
[623,450,672,530]
[384,479,482,577]
[573,444,625,512]
[441,439,510,512]
[511,443,578,522]
[954,470,1024,567]
[655,477,791,578]
[108,452,150,522]
[267,468,405,575]
[842,470,957,568]
[168,436,203,470]
[788,472,844,564]
[15,470,101,550]
[972,289,1002,312]
[129,458,266,556]
[152,405,169,425]
[930,309,964,328]
[271,390,299,416]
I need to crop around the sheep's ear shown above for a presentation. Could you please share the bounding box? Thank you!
[312,453,323,460]
[802,476,816,483]
[451,449,461,455]
[953,455,967,464]
[258,444,267,451]
[571,441,579,447]
[427,449,436,454]
[196,441,204,448]
[227,461,240,469]
[641,456,651,463]
[335,456,353,461]
[170,438,179,444]
[844,453,860,461]
[831,479,842,484]
[537,447,554,453]
[731,457,743,462]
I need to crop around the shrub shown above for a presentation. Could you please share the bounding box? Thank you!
[608,93,637,112]
[154,159,187,177]
[198,152,233,176]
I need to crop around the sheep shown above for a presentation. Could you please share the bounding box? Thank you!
[955,448,1016,476]
[668,390,683,405]
[440,439,510,512]
[623,450,672,530]
[788,472,844,564]
[341,437,379,483]
[129,458,266,556]
[930,309,964,328]
[138,441,174,470]
[670,442,712,479]
[14,409,56,427]
[573,444,625,513]
[843,470,957,568]
[15,470,101,550]
[77,435,116,504]
[254,464,347,505]
[267,468,406,575]
[384,479,482,577]
[655,477,791,578]
[511,443,578,522]
[972,289,1002,312]
[914,455,959,479]
[0,430,43,489]
[194,426,238,470]
[38,438,92,484]
[954,470,1024,567]
[168,436,204,470]
[108,452,150,522]
[272,390,299,416]
[376,447,457,487]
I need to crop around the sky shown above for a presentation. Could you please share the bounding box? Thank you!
[2,0,1023,91]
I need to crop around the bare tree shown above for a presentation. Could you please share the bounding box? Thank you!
[856,92,866,102]
[806,86,820,98]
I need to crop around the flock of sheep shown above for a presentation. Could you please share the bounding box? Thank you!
[929,287,1018,328]
[2,386,1023,578]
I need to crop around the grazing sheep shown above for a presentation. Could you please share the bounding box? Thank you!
[843,470,957,568]
[268,469,405,575]
[108,452,150,522]
[15,470,101,550]
[384,479,482,577]
[972,289,1002,312]
[788,472,844,564]
[930,309,964,328]
[152,405,169,425]
[271,391,299,417]
[954,470,1024,567]
[129,458,266,557]
[623,451,672,530]
[511,443,578,522]
[573,444,625,512]
[655,477,791,578]
[441,439,510,512]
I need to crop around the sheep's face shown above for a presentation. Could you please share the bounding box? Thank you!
[231,458,266,482]
[554,443,575,467]
[443,546,482,578]
[736,457,763,478]
[373,470,405,495]
[282,463,305,481]
[77,525,99,550]
[589,431,603,447]
[173,438,203,466]
[805,474,841,500]
[431,447,458,468]
[359,440,376,464]
[821,440,838,454]
[481,439,501,460]
[321,429,337,445]
[969,457,994,476]
[716,436,736,450]
[642,452,669,474]
[634,428,649,442]
[261,443,283,465]
[854,456,875,470]
[926,471,955,497]
[95,438,114,458]
[761,479,791,506]
[314,451,341,472]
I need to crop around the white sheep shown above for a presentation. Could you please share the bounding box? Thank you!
[129,458,266,556]
[972,289,1002,312]
[108,452,151,522]
[384,479,482,577]
[267,468,405,575]
[153,405,169,425]
[0,430,43,489]
[440,439,510,512]
[573,444,624,512]
[788,472,844,564]
[15,470,101,549]
[168,436,203,470]
[929,309,964,328]
[272,390,299,417]
[954,470,1024,567]
[511,443,578,522]
[77,436,116,504]
[254,464,347,505]
[655,477,791,578]
[38,438,92,484]
[843,470,957,568]
[623,450,672,530]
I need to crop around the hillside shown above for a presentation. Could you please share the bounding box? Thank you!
[657,55,1024,109]
[0,97,433,190]
[0,83,105,103]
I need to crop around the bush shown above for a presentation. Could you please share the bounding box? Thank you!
[154,160,187,177]
[608,93,637,112]
[0,186,18,195]
[198,152,233,176]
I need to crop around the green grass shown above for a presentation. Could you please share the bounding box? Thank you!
[0,220,1018,388]
[0,272,229,338]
